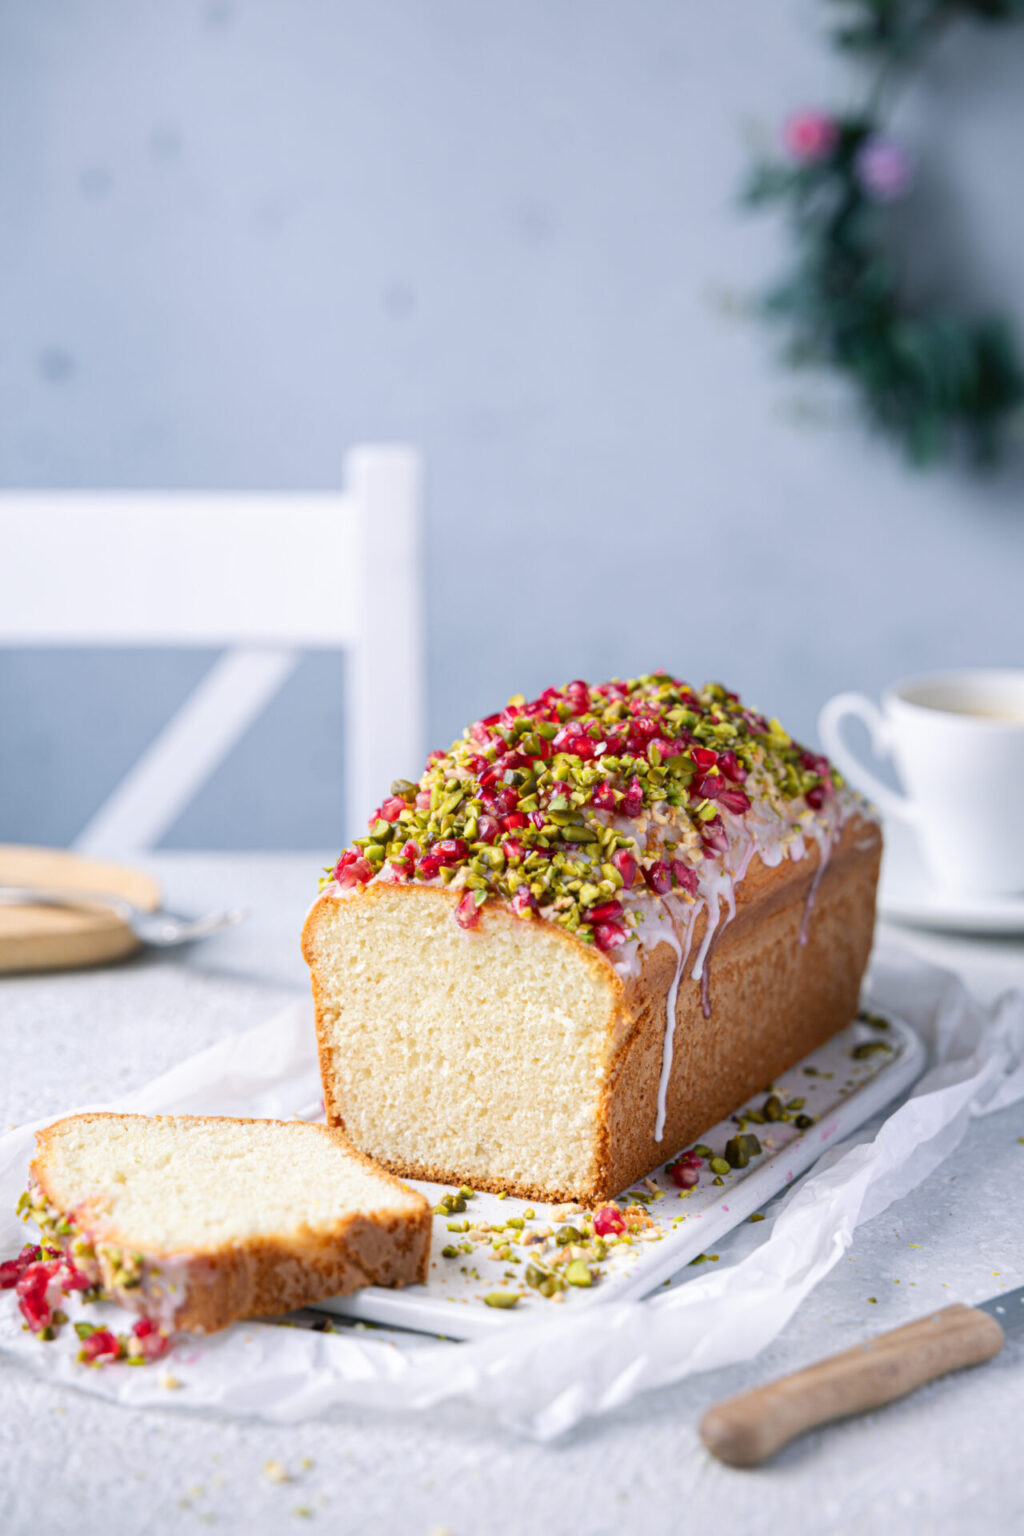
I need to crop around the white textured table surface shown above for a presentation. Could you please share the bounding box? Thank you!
[2,853,1023,1536]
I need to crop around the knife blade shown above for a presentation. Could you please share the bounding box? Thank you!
[975,1282,1024,1336]
[700,1285,1022,1467]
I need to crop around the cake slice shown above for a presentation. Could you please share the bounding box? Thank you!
[24,1113,431,1333]
[303,673,881,1204]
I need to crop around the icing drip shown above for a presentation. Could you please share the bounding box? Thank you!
[799,801,841,945]
[653,899,699,1142]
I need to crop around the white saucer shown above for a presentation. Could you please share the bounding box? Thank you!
[878,821,1024,936]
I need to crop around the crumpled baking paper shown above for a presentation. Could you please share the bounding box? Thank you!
[2,940,1022,1441]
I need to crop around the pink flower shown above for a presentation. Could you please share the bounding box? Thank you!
[855,136,913,202]
[783,110,839,164]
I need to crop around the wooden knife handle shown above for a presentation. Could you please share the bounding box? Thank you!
[699,1304,1004,1468]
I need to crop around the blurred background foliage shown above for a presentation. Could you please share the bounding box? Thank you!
[746,0,1024,465]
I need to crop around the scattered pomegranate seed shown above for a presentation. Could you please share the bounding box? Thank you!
[801,751,831,779]
[15,1260,61,1333]
[584,900,624,924]
[60,1264,93,1293]
[593,1206,627,1237]
[593,922,627,952]
[79,1329,121,1364]
[805,785,827,810]
[717,788,751,816]
[529,811,547,830]
[691,746,719,769]
[476,815,499,844]
[611,849,637,887]
[621,777,644,817]
[0,1244,42,1290]
[380,796,406,822]
[667,1162,700,1189]
[491,787,519,816]
[415,790,432,811]
[416,854,442,879]
[434,838,468,864]
[510,887,538,917]
[643,860,672,895]
[718,750,747,783]
[590,782,618,811]
[336,855,374,888]
[132,1317,169,1360]
[500,812,528,831]
[503,838,525,862]
[693,772,723,801]
[671,860,699,895]
[455,892,482,930]
[700,817,728,854]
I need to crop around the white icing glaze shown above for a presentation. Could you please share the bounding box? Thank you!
[653,898,699,1142]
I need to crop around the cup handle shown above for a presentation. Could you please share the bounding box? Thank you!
[818,693,920,825]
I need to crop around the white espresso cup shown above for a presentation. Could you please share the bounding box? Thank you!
[819,669,1024,896]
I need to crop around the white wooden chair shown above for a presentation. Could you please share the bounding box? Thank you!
[0,445,425,854]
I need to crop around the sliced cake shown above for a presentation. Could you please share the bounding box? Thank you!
[22,1113,431,1334]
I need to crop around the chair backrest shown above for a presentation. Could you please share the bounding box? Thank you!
[0,445,425,854]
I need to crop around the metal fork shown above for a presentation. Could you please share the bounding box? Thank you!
[0,886,247,947]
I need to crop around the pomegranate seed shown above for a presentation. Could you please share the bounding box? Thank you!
[590,782,618,811]
[643,860,672,896]
[479,769,500,791]
[380,796,406,822]
[466,754,489,776]
[491,788,519,816]
[503,838,525,862]
[435,838,468,864]
[671,860,699,895]
[805,784,827,810]
[668,1162,700,1189]
[565,680,590,712]
[632,715,658,739]
[79,1329,121,1363]
[336,855,374,888]
[455,892,482,930]
[700,816,728,854]
[401,840,420,862]
[16,1260,60,1332]
[499,750,529,771]
[476,815,500,844]
[500,706,522,730]
[718,788,751,816]
[584,900,624,924]
[417,854,442,879]
[592,1205,627,1237]
[510,887,538,917]
[549,780,574,799]
[427,748,448,765]
[415,790,432,811]
[529,811,547,830]
[500,812,528,831]
[801,751,831,778]
[621,777,644,817]
[0,1244,42,1290]
[691,746,718,769]
[718,750,747,784]
[553,729,596,761]
[611,849,637,887]
[593,922,627,952]
[693,773,723,801]
[60,1264,93,1293]
[132,1318,169,1360]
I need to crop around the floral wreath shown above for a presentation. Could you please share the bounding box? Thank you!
[744,0,1024,467]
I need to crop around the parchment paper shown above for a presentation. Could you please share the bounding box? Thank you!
[2,940,1022,1440]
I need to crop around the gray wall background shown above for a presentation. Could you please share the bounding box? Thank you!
[2,1,1023,849]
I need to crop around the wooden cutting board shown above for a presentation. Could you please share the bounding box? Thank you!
[0,845,161,974]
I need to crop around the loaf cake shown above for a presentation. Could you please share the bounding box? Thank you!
[19,1113,431,1335]
[303,674,881,1204]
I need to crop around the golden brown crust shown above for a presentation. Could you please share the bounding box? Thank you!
[30,1113,433,1334]
[304,815,881,1205]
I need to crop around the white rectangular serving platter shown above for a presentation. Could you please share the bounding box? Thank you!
[317,1009,924,1342]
